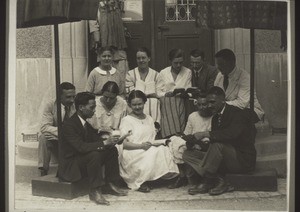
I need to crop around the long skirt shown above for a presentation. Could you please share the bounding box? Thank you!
[160,96,186,138]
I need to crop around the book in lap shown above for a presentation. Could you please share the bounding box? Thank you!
[135,80,156,95]
[151,139,168,147]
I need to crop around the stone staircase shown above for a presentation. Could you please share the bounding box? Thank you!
[15,122,287,183]
[16,140,58,183]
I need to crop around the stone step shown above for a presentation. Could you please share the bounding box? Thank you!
[256,153,287,178]
[15,155,58,183]
[255,135,287,156]
[225,169,277,191]
[32,174,89,200]
[17,141,39,161]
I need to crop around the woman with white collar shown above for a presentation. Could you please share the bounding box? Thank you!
[86,46,125,97]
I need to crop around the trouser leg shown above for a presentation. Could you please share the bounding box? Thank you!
[183,142,243,177]
[103,147,121,184]
[76,151,106,190]
[38,134,57,171]
[76,147,121,190]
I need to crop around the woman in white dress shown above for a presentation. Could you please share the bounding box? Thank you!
[125,47,161,123]
[119,90,179,192]
[156,48,192,138]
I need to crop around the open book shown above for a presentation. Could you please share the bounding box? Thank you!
[135,80,156,95]
[172,87,200,98]
[151,139,168,147]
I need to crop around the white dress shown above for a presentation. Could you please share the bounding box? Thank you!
[119,115,179,190]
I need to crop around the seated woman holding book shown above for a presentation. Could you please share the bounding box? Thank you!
[156,48,194,138]
[125,47,161,123]
[119,90,179,192]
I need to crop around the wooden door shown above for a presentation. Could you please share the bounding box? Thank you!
[153,0,214,71]
[123,0,152,70]
[124,0,214,71]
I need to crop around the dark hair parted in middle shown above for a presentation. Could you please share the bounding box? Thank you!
[101,81,120,95]
[168,48,184,61]
[127,90,147,104]
[74,92,96,110]
[137,47,151,58]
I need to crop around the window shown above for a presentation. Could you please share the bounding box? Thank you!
[165,0,197,21]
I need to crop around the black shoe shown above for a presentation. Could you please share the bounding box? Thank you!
[188,177,215,195]
[138,184,151,193]
[40,169,48,176]
[208,177,234,196]
[102,183,128,196]
[89,188,110,205]
[168,176,188,189]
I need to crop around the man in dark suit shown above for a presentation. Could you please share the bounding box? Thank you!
[183,86,257,195]
[190,49,218,93]
[57,92,127,205]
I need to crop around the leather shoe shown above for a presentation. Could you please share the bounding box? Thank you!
[40,169,48,176]
[188,178,215,195]
[89,188,110,205]
[102,182,128,196]
[208,177,234,196]
[168,176,188,189]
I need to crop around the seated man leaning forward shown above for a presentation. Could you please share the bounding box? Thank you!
[167,93,213,189]
[183,86,257,196]
[57,92,127,205]
[38,82,76,176]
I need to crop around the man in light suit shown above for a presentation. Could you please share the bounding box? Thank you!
[183,86,257,196]
[214,49,264,122]
[190,49,218,93]
[38,82,76,176]
[57,92,127,205]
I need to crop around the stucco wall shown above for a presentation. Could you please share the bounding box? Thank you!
[17,26,52,58]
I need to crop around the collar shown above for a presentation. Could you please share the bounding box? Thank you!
[77,115,86,127]
[95,67,116,75]
[218,104,226,115]
[227,66,237,78]
[194,66,203,74]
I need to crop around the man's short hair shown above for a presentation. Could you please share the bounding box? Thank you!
[214,49,236,63]
[190,49,205,59]
[168,48,184,61]
[59,82,75,94]
[207,86,226,98]
[74,92,95,110]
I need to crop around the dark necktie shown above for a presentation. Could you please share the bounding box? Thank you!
[63,106,70,122]
[83,122,88,141]
[223,75,229,91]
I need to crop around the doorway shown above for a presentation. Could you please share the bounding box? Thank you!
[124,0,214,71]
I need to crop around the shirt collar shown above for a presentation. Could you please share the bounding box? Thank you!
[227,66,237,78]
[219,104,226,115]
[96,67,116,75]
[78,115,86,127]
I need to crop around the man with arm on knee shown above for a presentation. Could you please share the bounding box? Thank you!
[183,86,257,195]
[38,82,76,176]
[57,92,127,205]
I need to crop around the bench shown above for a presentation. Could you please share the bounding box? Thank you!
[224,169,278,191]
[32,174,89,200]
